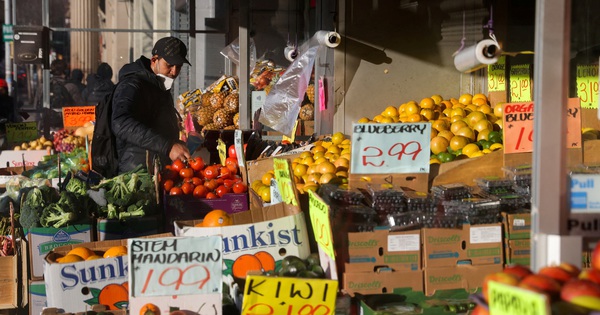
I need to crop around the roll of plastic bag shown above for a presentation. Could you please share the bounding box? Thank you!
[259,31,340,136]
[454,39,500,73]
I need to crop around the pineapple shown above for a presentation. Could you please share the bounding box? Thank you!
[233,112,240,129]
[201,123,218,133]
[299,103,315,121]
[223,125,236,130]
[196,106,216,126]
[213,109,233,129]
[201,92,213,107]
[306,84,315,103]
[223,92,240,114]
[209,91,228,109]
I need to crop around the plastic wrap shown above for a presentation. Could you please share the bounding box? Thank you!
[220,37,257,73]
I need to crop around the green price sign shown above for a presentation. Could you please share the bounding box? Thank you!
[576,65,599,109]
[488,281,550,315]
[488,55,506,92]
[6,122,38,144]
[509,64,532,102]
[273,158,297,206]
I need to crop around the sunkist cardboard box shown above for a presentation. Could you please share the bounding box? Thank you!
[0,150,48,169]
[421,223,504,268]
[501,212,531,240]
[26,224,93,279]
[43,233,172,313]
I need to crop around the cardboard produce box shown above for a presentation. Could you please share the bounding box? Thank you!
[29,280,47,315]
[505,239,531,266]
[347,228,421,272]
[0,246,18,310]
[96,215,160,241]
[501,212,531,240]
[343,269,423,296]
[421,223,503,268]
[0,150,48,169]
[25,224,93,279]
[423,264,502,296]
[43,233,172,313]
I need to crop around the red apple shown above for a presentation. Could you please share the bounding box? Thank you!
[503,264,533,280]
[559,262,581,278]
[518,274,562,301]
[561,279,600,311]
[579,268,600,285]
[538,265,576,284]
[592,242,600,271]
[482,272,520,301]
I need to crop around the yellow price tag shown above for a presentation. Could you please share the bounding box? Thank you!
[509,64,532,102]
[488,281,550,315]
[576,64,599,109]
[488,56,506,92]
[217,138,227,166]
[273,158,297,206]
[308,190,335,259]
[282,120,298,143]
[242,275,338,315]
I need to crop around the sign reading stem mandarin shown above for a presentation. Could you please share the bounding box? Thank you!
[488,55,506,92]
[242,275,338,315]
[273,158,298,206]
[128,236,222,297]
[62,106,95,128]
[488,281,549,315]
[502,98,582,154]
[576,64,599,109]
[509,64,532,102]
[350,123,431,174]
[6,122,38,144]
[308,190,335,259]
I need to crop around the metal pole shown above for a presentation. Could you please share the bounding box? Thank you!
[42,0,50,137]
[4,0,11,95]
[238,0,250,130]
[531,0,582,271]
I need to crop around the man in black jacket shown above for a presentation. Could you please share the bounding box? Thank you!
[112,36,191,174]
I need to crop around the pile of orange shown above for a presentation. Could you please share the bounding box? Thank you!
[194,209,233,227]
[54,245,128,263]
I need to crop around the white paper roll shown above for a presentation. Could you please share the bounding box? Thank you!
[315,31,341,48]
[454,39,500,73]
[284,46,298,62]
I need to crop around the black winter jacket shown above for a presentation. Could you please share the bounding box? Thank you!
[111,56,182,174]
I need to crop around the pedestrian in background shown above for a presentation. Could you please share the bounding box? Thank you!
[84,62,115,105]
[66,68,86,105]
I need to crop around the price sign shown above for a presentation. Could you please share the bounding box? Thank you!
[217,138,227,165]
[308,190,335,259]
[62,106,95,128]
[350,123,430,174]
[273,158,298,206]
[128,236,222,297]
[282,120,298,143]
[488,55,506,92]
[509,64,532,102]
[6,122,38,144]
[576,64,599,109]
[242,275,338,315]
[488,281,549,315]
[503,99,582,154]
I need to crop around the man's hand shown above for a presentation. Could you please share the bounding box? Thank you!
[169,142,191,162]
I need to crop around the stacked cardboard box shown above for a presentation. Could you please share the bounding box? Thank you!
[501,212,531,266]
[343,229,423,296]
[421,223,504,295]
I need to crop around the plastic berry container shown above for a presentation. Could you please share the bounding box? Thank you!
[404,191,436,213]
[431,183,472,201]
[475,176,516,195]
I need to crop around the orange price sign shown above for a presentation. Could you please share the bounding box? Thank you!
[503,98,582,154]
[62,106,95,128]
[487,55,506,92]
[509,64,532,102]
[576,65,599,109]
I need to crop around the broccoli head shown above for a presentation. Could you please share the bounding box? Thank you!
[65,177,88,196]
[40,203,77,228]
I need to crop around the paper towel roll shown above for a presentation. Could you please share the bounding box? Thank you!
[454,39,500,73]
[315,31,341,48]
[284,46,298,62]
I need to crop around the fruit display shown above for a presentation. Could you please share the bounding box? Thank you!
[13,135,53,151]
[52,244,127,263]
[193,209,233,227]
[51,128,87,153]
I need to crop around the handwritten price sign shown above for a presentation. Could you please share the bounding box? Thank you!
[308,190,335,259]
[488,281,549,315]
[350,123,430,174]
[62,106,95,128]
[6,122,38,144]
[502,99,582,154]
[242,275,338,315]
[488,55,506,92]
[509,64,532,102]
[273,158,298,206]
[128,236,222,297]
[576,65,599,109]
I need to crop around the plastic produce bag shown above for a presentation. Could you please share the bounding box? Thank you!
[220,37,257,73]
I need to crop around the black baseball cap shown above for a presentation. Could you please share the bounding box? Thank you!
[152,36,191,66]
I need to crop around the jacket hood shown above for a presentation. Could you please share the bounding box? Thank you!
[118,56,156,82]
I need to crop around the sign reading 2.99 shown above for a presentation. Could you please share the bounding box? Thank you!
[350,123,431,174]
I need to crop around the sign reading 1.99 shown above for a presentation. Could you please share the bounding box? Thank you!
[350,123,431,174]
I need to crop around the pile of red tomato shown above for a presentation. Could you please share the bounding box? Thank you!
[161,145,248,199]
